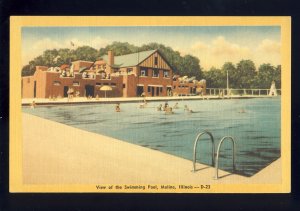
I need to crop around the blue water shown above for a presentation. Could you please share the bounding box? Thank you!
[23,97,281,177]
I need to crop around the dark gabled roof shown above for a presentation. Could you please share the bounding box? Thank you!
[101,49,157,68]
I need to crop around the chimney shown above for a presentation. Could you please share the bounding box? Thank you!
[107,50,114,74]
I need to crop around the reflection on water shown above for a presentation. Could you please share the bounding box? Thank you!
[23,97,281,177]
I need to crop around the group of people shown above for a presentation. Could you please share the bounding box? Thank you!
[156,102,173,114]
[156,102,194,114]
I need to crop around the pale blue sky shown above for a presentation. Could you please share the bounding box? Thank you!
[22,26,281,70]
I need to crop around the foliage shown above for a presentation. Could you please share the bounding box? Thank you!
[21,42,281,89]
[203,67,226,88]
[99,42,138,56]
[22,42,203,79]
[203,61,281,89]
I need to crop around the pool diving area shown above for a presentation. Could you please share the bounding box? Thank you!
[23,97,281,177]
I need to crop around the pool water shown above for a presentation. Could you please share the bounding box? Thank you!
[23,97,281,177]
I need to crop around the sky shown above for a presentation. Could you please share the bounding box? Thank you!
[22,26,281,70]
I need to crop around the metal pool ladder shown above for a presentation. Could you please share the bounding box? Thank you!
[192,131,236,180]
[192,130,215,172]
[214,136,236,180]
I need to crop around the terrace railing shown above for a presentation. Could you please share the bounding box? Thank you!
[206,88,281,96]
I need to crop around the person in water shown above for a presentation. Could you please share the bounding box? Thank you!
[30,100,36,109]
[165,106,173,114]
[163,102,169,111]
[157,104,162,111]
[184,105,193,113]
[173,102,179,109]
[115,103,121,112]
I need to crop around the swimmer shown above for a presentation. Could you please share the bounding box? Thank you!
[157,104,162,111]
[173,102,179,109]
[163,102,169,111]
[184,105,193,113]
[184,105,189,111]
[30,100,36,109]
[238,109,246,113]
[165,107,174,115]
[115,103,121,112]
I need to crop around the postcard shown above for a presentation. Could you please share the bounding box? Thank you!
[10,16,291,193]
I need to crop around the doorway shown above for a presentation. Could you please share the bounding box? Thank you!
[151,87,155,96]
[33,81,37,98]
[85,85,94,97]
[64,86,69,97]
[137,86,144,97]
[167,87,172,96]
[156,87,159,96]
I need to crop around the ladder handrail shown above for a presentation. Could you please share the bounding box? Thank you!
[214,136,236,180]
[192,130,215,172]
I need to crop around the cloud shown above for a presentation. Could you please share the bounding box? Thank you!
[257,39,281,54]
[64,36,110,49]
[190,36,251,70]
[191,41,209,51]
[22,38,63,65]
[211,36,250,57]
[32,38,62,51]
[22,36,111,65]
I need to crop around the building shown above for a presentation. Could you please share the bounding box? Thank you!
[22,49,206,98]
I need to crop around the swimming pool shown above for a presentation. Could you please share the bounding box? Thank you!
[23,97,281,177]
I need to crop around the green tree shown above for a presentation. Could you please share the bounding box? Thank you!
[253,63,281,89]
[99,41,138,56]
[274,65,281,89]
[74,46,98,61]
[222,62,236,89]
[203,67,225,88]
[233,60,256,89]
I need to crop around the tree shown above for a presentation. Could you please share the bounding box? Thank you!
[253,63,281,89]
[222,62,236,89]
[274,65,281,89]
[74,46,99,61]
[203,67,225,88]
[99,41,138,56]
[233,60,256,89]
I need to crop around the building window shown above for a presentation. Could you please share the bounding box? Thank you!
[96,83,102,86]
[53,81,61,86]
[154,57,158,65]
[103,83,109,85]
[73,81,80,86]
[111,83,116,86]
[147,86,151,92]
[159,87,163,92]
[127,68,133,74]
[123,84,126,88]
[163,70,169,78]
[140,68,148,76]
[152,69,159,78]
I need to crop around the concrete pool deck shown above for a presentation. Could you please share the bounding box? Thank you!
[21,95,275,106]
[22,113,281,185]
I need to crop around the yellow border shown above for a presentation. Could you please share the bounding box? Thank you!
[10,16,291,193]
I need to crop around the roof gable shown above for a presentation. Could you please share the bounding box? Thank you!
[102,49,157,68]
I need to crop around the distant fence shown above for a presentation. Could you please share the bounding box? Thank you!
[206,88,281,96]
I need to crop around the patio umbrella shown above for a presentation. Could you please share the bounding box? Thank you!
[100,85,113,98]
